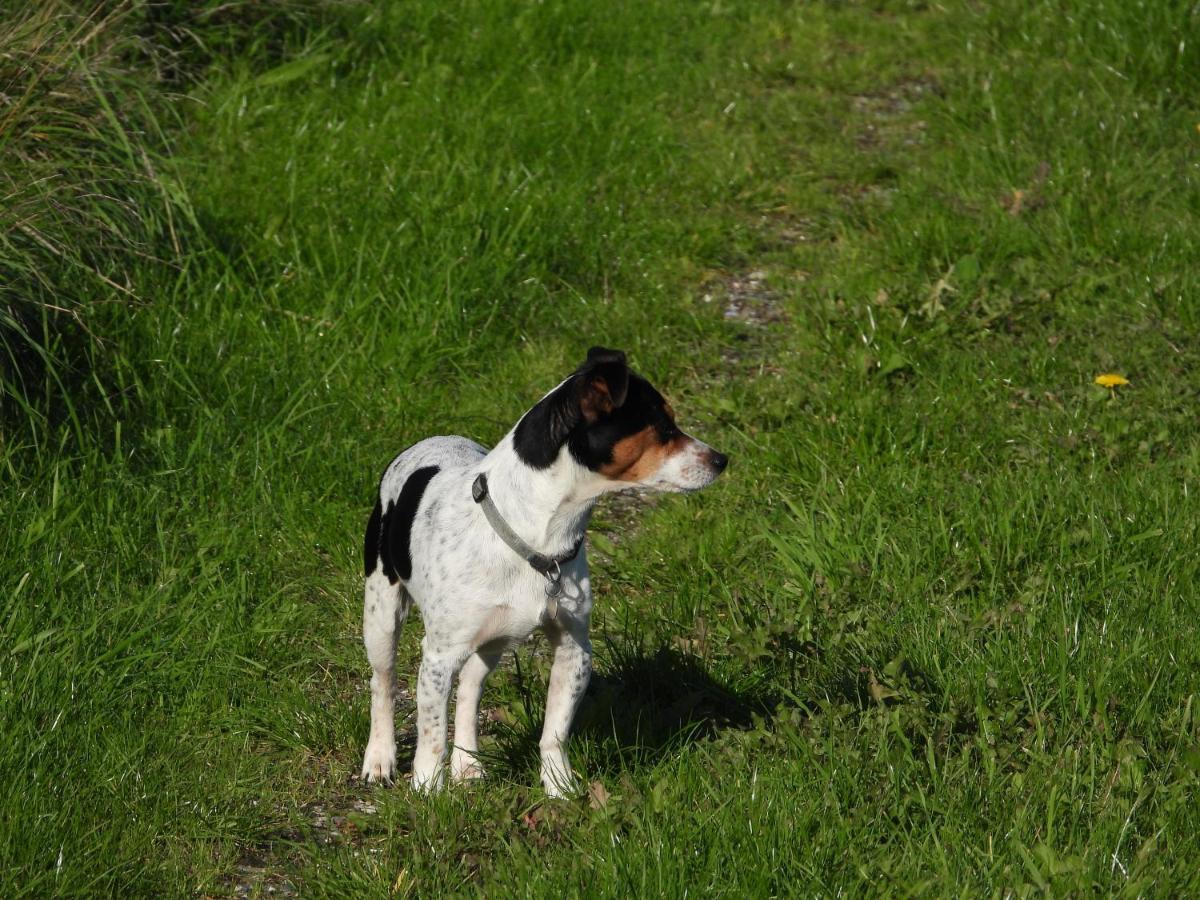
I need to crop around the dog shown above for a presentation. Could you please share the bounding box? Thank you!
[360,347,727,796]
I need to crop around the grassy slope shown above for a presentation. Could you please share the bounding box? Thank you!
[3,0,1199,894]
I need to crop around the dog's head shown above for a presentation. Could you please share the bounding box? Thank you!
[512,347,728,493]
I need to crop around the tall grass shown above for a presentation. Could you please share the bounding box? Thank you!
[0,3,178,438]
[0,0,341,444]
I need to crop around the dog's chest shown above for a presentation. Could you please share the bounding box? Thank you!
[404,485,591,647]
[415,561,591,651]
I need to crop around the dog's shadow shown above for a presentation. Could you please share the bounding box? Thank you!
[481,642,779,781]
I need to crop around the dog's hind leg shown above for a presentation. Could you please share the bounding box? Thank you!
[361,570,410,783]
[450,649,503,782]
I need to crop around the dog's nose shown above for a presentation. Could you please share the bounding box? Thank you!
[708,449,729,473]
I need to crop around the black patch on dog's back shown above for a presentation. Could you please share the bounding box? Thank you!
[364,497,383,577]
[379,466,439,583]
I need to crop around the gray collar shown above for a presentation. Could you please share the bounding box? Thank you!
[471,473,583,604]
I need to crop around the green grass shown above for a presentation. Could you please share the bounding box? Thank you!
[3,0,1200,894]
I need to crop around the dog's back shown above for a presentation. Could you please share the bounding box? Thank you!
[363,436,485,584]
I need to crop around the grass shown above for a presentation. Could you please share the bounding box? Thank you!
[0,0,337,440]
[0,2,174,436]
[2,0,1199,894]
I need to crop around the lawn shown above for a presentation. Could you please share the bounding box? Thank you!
[2,0,1199,895]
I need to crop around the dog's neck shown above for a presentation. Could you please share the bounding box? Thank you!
[479,434,604,558]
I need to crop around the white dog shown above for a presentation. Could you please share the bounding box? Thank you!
[360,348,727,796]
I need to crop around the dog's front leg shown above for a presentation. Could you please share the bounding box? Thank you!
[411,639,464,793]
[451,650,502,782]
[539,619,592,798]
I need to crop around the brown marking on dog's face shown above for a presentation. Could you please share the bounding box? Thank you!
[599,424,691,482]
[565,366,720,488]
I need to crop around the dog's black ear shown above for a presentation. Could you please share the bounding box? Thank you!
[586,346,625,366]
[578,347,629,420]
[513,381,580,468]
[512,349,631,468]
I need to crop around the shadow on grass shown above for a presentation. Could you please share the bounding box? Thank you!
[483,642,782,781]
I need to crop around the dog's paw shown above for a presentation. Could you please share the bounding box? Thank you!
[410,766,446,794]
[360,742,396,784]
[450,751,486,783]
[540,760,581,800]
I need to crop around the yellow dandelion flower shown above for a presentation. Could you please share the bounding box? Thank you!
[1094,373,1129,388]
